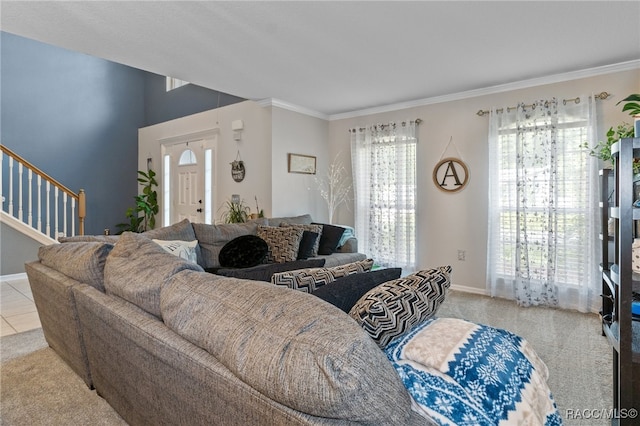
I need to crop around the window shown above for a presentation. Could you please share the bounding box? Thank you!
[351,121,418,272]
[166,76,189,92]
[487,97,599,312]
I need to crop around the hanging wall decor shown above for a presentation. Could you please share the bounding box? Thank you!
[433,137,469,193]
[231,151,246,182]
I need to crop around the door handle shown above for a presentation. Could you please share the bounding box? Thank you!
[197,208,203,213]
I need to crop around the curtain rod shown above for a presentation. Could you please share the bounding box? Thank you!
[476,91,610,117]
[349,118,422,133]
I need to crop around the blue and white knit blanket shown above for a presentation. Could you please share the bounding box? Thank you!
[384,318,563,425]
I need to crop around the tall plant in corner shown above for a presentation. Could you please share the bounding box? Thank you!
[315,154,351,224]
[117,169,159,233]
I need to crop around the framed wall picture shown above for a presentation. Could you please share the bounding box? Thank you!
[288,153,316,174]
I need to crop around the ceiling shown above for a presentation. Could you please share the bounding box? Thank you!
[2,1,639,118]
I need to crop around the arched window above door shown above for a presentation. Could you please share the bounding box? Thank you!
[178,149,197,165]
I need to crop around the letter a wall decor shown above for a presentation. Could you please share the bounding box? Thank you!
[433,157,469,193]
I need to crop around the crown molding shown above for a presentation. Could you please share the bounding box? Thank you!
[328,59,640,121]
[256,98,329,121]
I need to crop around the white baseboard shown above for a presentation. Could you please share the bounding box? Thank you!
[450,283,489,296]
[0,272,28,281]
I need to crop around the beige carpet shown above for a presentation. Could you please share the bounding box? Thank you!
[0,291,611,425]
[438,291,611,426]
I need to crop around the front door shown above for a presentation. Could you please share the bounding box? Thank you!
[163,138,216,226]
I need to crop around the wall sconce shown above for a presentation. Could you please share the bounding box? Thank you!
[232,120,244,141]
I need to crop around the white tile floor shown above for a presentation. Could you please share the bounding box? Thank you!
[1,274,41,337]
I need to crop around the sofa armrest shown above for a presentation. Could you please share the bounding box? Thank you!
[337,237,357,253]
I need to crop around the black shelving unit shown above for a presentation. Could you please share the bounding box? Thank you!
[600,137,640,423]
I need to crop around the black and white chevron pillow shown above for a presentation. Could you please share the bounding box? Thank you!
[271,258,374,293]
[257,226,303,263]
[349,265,452,348]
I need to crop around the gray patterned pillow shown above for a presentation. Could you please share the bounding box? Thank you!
[279,223,323,257]
[349,265,452,348]
[271,258,374,292]
[257,225,303,263]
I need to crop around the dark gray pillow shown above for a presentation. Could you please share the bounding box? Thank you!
[297,231,320,260]
[312,268,402,313]
[313,223,346,255]
[215,259,326,282]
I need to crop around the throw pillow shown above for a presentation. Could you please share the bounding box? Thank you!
[312,223,346,255]
[215,259,326,282]
[349,265,452,348]
[280,223,323,257]
[218,235,268,268]
[312,268,402,313]
[257,225,303,263]
[296,231,320,260]
[153,239,199,264]
[271,258,374,293]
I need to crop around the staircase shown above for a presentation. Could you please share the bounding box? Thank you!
[1,144,85,244]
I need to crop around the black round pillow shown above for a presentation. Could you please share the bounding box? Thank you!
[219,235,269,268]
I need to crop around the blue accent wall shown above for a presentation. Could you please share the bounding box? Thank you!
[144,73,244,126]
[1,31,244,235]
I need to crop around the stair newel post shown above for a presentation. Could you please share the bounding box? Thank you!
[78,189,86,236]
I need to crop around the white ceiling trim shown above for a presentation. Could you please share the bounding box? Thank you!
[255,59,640,122]
[328,60,640,121]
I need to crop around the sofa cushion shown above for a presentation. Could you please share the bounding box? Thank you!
[143,219,202,266]
[218,235,268,268]
[58,235,120,244]
[160,269,416,423]
[312,267,402,313]
[266,214,312,226]
[104,232,203,318]
[152,239,199,264]
[38,242,114,292]
[270,258,374,293]
[280,223,322,258]
[257,226,303,263]
[192,222,260,269]
[312,223,346,255]
[214,258,326,282]
[349,265,452,348]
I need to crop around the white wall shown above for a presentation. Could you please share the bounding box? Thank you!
[270,107,329,221]
[138,100,272,224]
[330,68,640,292]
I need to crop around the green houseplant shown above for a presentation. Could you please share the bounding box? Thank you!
[117,169,159,233]
[617,94,640,117]
[219,197,251,223]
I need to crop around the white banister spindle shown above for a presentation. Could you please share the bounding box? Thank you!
[18,163,23,221]
[28,169,33,226]
[71,198,76,236]
[37,175,42,232]
[46,181,51,237]
[8,158,14,214]
[63,191,68,237]
[54,187,59,238]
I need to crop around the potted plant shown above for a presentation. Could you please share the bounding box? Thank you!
[617,94,640,137]
[117,169,159,233]
[219,197,251,223]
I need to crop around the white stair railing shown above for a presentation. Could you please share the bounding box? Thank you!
[1,144,85,240]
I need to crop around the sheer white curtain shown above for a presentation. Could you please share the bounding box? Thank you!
[350,121,417,272]
[487,96,600,312]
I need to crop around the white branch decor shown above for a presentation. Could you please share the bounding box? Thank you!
[315,154,351,224]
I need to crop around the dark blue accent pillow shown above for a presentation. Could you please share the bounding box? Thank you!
[312,268,402,313]
[216,259,326,282]
[218,235,268,268]
[312,223,346,255]
[297,231,320,260]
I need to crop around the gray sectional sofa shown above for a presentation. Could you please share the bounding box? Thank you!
[26,218,431,425]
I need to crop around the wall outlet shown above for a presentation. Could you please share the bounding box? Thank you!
[457,250,466,261]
